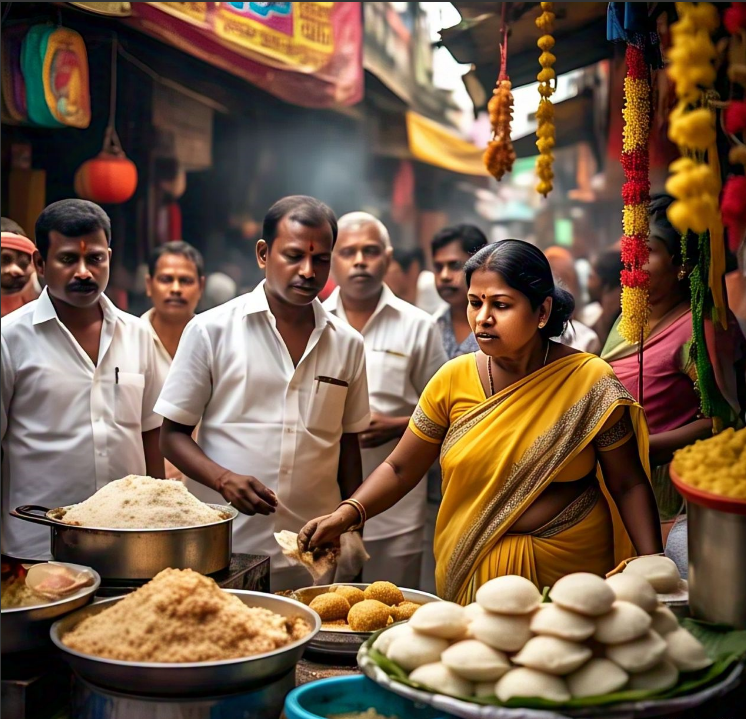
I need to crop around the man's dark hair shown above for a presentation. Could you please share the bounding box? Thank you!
[1,217,28,237]
[593,249,624,290]
[262,195,337,249]
[431,224,488,257]
[148,240,205,278]
[35,199,111,260]
[392,247,424,273]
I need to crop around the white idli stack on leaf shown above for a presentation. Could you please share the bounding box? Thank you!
[373,623,413,657]
[441,640,510,682]
[629,660,680,691]
[567,658,629,698]
[530,603,596,642]
[512,636,592,676]
[605,573,658,612]
[470,611,533,653]
[623,556,680,594]
[463,602,486,622]
[409,601,468,640]
[409,662,474,698]
[594,601,652,644]
[665,628,713,672]
[496,668,571,703]
[475,575,542,614]
[606,630,667,672]
[475,682,497,697]
[650,605,680,636]
[550,573,615,617]
[388,632,449,671]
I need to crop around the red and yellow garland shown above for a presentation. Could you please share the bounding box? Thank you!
[619,43,652,343]
[535,2,556,197]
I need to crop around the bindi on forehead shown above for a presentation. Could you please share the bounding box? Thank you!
[79,240,87,254]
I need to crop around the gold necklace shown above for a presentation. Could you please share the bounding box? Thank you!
[487,341,550,396]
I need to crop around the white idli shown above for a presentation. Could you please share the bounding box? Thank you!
[512,635,592,676]
[594,601,652,644]
[475,575,542,615]
[464,602,486,622]
[496,668,570,703]
[470,610,532,652]
[409,662,474,698]
[372,623,413,657]
[628,660,680,692]
[530,603,596,641]
[550,573,615,617]
[388,632,449,671]
[408,601,468,640]
[605,573,658,612]
[650,605,679,636]
[567,658,629,698]
[665,628,713,672]
[441,639,511,682]
[606,630,667,673]
[624,556,680,594]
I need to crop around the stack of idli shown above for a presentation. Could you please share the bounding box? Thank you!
[373,567,712,705]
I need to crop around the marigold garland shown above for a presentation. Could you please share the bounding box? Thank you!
[665,1,727,329]
[618,42,651,343]
[535,2,556,197]
[484,79,516,181]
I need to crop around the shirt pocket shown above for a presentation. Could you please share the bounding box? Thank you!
[368,349,409,397]
[115,372,145,428]
[306,377,348,433]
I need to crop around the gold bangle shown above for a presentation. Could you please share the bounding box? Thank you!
[338,498,366,531]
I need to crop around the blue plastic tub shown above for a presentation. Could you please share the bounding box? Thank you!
[284,674,456,719]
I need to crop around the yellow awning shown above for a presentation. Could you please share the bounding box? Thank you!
[406,111,489,177]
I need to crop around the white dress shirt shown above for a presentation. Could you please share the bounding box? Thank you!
[325,285,447,540]
[154,282,370,576]
[1,288,165,559]
[558,319,602,355]
[140,308,174,380]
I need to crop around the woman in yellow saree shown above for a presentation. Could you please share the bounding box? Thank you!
[300,240,662,602]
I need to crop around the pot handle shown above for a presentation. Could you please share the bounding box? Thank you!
[10,505,57,527]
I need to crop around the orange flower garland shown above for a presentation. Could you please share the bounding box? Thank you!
[535,2,556,197]
[619,42,652,343]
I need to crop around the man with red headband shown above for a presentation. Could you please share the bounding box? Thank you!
[1,218,40,317]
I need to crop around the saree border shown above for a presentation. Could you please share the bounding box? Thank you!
[441,374,634,601]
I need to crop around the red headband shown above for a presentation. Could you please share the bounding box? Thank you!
[1,232,36,256]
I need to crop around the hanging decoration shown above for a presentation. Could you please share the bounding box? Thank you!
[665,2,726,329]
[483,3,516,181]
[618,42,652,343]
[74,37,137,204]
[534,2,556,197]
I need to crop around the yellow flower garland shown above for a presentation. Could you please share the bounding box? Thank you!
[535,2,555,197]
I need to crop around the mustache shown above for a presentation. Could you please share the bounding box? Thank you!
[67,279,99,292]
[2,278,28,290]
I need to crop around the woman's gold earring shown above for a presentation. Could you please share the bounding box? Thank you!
[538,321,546,329]
[678,267,687,281]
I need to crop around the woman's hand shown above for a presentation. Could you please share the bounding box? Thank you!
[298,505,359,552]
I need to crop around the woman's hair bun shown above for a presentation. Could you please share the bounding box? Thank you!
[545,286,575,339]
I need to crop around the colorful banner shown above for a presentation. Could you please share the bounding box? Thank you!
[129,2,362,108]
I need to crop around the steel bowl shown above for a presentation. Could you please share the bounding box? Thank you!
[50,590,321,697]
[1,562,101,654]
[288,583,441,661]
[11,503,238,580]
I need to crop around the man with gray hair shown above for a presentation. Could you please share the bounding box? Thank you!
[325,212,446,588]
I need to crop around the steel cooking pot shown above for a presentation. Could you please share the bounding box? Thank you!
[10,504,237,580]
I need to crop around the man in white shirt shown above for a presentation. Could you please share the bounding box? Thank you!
[1,200,165,559]
[142,241,205,480]
[156,196,370,590]
[325,212,446,588]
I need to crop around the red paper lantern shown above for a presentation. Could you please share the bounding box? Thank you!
[75,149,138,204]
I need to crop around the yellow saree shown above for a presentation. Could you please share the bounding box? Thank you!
[409,353,650,604]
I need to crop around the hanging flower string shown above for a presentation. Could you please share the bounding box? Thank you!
[665,1,727,328]
[618,42,652,343]
[484,3,516,181]
[535,2,556,197]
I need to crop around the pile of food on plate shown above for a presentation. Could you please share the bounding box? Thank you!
[1,558,95,609]
[372,566,712,703]
[308,581,424,632]
[61,568,311,662]
[51,475,231,529]
[672,426,746,499]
